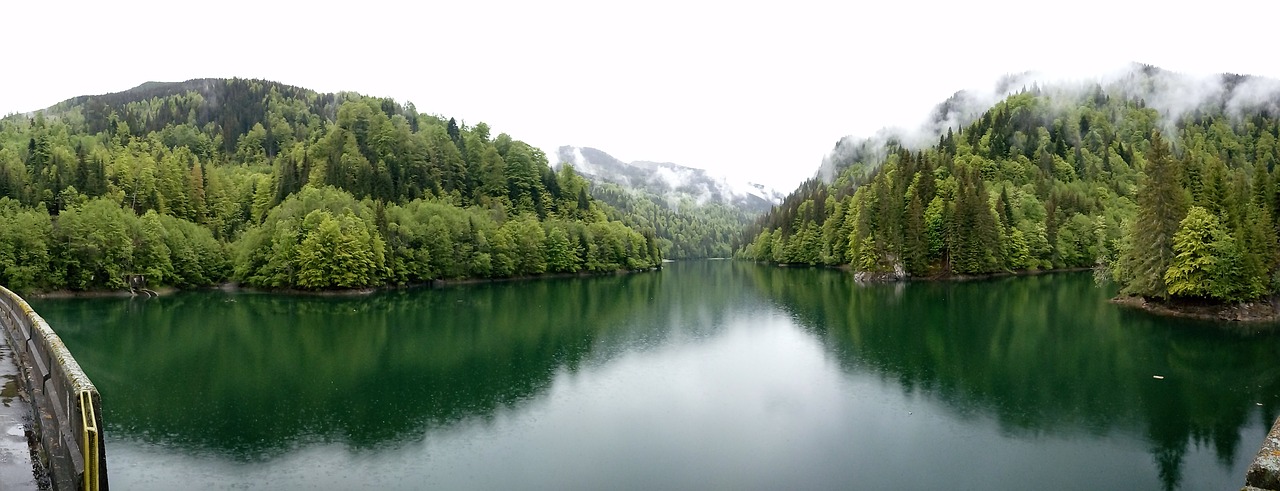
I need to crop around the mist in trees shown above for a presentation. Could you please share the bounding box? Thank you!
[590,182,750,259]
[742,84,1280,303]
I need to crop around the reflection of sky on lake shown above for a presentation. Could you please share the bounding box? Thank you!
[35,263,1276,490]
[104,305,1259,490]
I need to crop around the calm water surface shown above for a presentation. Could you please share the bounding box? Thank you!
[29,262,1280,490]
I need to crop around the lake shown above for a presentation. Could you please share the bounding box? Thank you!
[29,261,1280,490]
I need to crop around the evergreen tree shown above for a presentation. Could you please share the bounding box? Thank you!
[1117,132,1189,299]
[1164,206,1238,300]
[902,191,928,275]
[949,169,1001,274]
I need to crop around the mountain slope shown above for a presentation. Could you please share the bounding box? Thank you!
[554,146,779,258]
[0,78,662,291]
[557,146,782,213]
[744,65,1280,302]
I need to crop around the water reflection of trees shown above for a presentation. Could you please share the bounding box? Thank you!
[40,262,1280,489]
[743,265,1280,491]
[37,262,763,461]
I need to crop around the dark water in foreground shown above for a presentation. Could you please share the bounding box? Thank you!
[29,262,1280,490]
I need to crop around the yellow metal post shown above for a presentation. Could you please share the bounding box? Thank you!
[79,390,98,491]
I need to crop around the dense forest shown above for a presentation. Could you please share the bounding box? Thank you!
[740,68,1280,303]
[590,182,750,258]
[553,146,775,259]
[0,79,661,291]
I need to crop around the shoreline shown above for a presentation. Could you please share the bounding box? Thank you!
[759,261,1093,282]
[20,266,663,299]
[27,262,1280,325]
[1110,295,1280,323]
[754,260,1280,324]
[912,267,1096,282]
[28,286,180,299]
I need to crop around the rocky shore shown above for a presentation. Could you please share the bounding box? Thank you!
[1112,295,1280,323]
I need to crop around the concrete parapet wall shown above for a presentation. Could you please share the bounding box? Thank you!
[1246,417,1280,490]
[0,287,106,491]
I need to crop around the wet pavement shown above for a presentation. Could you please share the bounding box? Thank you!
[0,337,40,490]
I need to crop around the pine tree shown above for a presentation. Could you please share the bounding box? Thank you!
[949,169,1001,274]
[902,191,928,275]
[1117,131,1189,299]
[1238,203,1277,298]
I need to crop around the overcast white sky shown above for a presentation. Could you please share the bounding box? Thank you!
[4,0,1279,191]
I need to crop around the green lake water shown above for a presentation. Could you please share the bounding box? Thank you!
[28,261,1280,490]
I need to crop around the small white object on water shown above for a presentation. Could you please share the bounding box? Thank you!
[1152,375,1164,379]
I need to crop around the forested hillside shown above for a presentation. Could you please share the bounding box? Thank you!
[557,146,783,213]
[741,67,1280,303]
[591,182,750,258]
[0,79,660,291]
[555,146,780,258]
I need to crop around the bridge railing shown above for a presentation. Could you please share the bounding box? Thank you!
[0,286,107,491]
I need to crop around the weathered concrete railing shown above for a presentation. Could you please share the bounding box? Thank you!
[1246,417,1280,491]
[0,286,106,491]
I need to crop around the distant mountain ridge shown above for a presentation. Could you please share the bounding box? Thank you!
[555,146,783,214]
